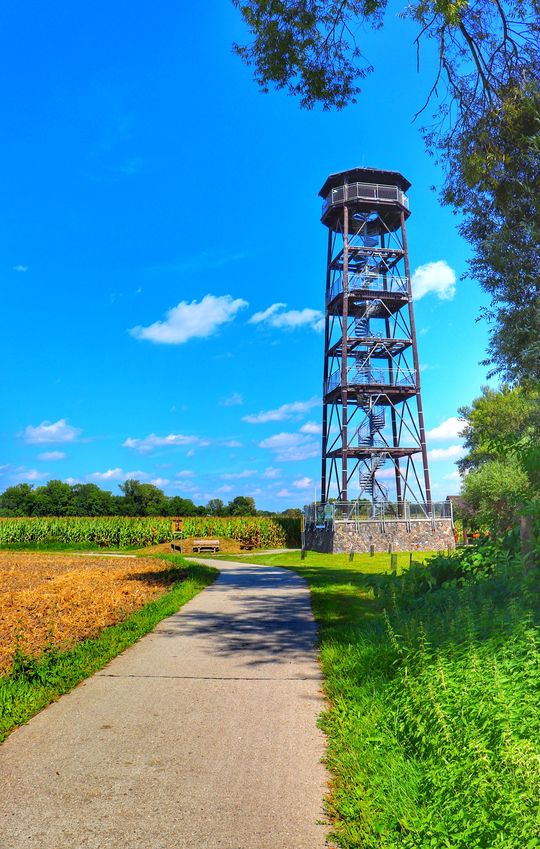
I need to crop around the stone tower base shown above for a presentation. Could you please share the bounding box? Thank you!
[305,519,455,554]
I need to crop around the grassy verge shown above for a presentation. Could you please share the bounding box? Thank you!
[0,541,140,552]
[216,549,540,848]
[0,556,217,742]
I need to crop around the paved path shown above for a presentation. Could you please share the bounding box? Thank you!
[1,558,329,849]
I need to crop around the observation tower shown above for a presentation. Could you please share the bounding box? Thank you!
[305,167,454,553]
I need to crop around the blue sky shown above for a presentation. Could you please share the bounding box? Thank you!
[0,1,494,510]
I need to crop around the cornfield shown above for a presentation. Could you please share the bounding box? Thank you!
[0,516,300,549]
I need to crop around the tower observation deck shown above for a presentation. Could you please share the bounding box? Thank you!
[318,167,433,515]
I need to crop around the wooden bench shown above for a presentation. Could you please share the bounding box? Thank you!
[192,539,220,553]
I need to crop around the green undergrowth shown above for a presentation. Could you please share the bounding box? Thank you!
[0,556,217,742]
[219,548,540,848]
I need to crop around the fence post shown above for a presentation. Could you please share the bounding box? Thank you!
[520,514,536,572]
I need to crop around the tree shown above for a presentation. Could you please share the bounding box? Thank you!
[232,0,536,120]
[443,82,540,383]
[458,384,540,475]
[458,383,539,528]
[232,0,539,382]
[0,483,35,516]
[118,479,168,516]
[461,458,531,531]
[281,507,302,517]
[227,495,257,516]
[167,496,203,517]
[206,498,226,516]
[71,483,114,516]
[33,480,74,516]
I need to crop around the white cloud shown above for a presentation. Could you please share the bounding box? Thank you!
[64,477,80,485]
[262,466,281,479]
[293,476,313,489]
[222,440,243,448]
[219,392,243,407]
[412,261,456,301]
[376,467,398,480]
[175,470,194,478]
[249,303,324,332]
[299,421,322,435]
[277,488,294,498]
[170,480,198,493]
[216,484,233,494]
[259,432,319,462]
[13,264,28,272]
[123,433,204,453]
[248,303,287,324]
[130,293,248,345]
[37,451,66,461]
[427,445,465,461]
[271,308,324,332]
[18,468,49,481]
[23,419,82,444]
[150,477,170,487]
[221,469,257,480]
[243,398,319,424]
[89,468,124,481]
[89,468,148,482]
[427,417,464,441]
[248,304,324,332]
[443,470,462,481]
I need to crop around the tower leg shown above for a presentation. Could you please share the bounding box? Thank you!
[340,205,350,502]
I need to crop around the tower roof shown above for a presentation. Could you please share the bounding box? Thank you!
[319,167,411,199]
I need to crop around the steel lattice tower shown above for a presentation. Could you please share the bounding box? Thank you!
[319,167,432,510]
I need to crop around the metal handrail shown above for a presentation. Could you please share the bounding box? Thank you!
[322,182,410,215]
[304,500,453,524]
[325,366,416,394]
[327,272,408,303]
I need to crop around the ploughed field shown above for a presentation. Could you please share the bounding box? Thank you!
[0,552,180,674]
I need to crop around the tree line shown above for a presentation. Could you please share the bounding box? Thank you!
[0,479,301,518]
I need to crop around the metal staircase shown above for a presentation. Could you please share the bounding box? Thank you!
[358,404,388,503]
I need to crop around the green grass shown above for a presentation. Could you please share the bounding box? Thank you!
[217,549,540,849]
[0,555,217,742]
[0,540,140,552]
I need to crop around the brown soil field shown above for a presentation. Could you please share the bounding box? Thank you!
[0,552,182,674]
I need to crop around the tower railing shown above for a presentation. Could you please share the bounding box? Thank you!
[325,366,416,394]
[304,500,453,525]
[322,182,410,215]
[327,272,409,303]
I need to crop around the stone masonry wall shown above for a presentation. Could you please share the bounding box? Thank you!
[305,519,455,554]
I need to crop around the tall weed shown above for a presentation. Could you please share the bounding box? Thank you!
[319,549,540,848]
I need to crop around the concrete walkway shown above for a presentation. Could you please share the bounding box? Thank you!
[0,558,329,849]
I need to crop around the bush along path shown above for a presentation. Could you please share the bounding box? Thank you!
[218,545,540,849]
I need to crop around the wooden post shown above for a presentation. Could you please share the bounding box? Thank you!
[520,514,536,572]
